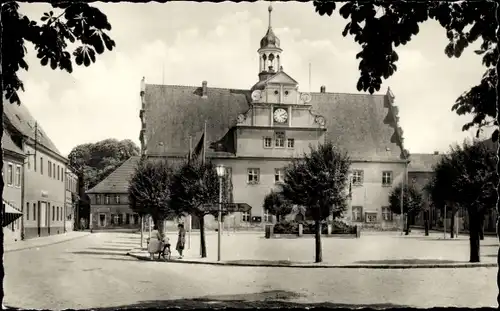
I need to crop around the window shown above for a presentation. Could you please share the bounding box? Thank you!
[412,177,417,184]
[56,206,59,221]
[96,195,101,205]
[40,157,43,175]
[287,138,295,148]
[365,212,378,223]
[263,209,271,222]
[275,131,285,148]
[242,212,250,222]
[53,163,56,179]
[274,168,284,183]
[27,157,31,170]
[33,203,36,220]
[382,206,393,221]
[7,164,13,185]
[48,160,52,177]
[115,195,120,204]
[34,156,37,172]
[352,170,364,185]
[264,137,273,148]
[52,206,55,221]
[15,166,21,187]
[57,165,60,180]
[247,168,260,184]
[382,171,393,186]
[26,203,30,220]
[352,206,363,222]
[105,195,110,204]
[126,214,131,225]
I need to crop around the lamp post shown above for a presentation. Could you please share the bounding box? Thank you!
[215,164,225,262]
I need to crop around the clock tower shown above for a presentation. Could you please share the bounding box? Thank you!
[235,5,327,159]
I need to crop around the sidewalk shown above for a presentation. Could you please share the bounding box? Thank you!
[4,231,92,252]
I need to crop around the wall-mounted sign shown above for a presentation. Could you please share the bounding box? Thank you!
[41,191,49,198]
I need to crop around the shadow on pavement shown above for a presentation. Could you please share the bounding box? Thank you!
[70,250,130,257]
[395,236,466,242]
[88,247,132,252]
[355,259,463,265]
[100,257,139,262]
[223,259,294,266]
[88,290,411,309]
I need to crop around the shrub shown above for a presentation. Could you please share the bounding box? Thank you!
[273,219,356,235]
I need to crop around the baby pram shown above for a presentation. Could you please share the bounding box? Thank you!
[147,236,171,261]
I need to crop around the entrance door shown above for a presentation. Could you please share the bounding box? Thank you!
[99,214,106,227]
[39,202,47,236]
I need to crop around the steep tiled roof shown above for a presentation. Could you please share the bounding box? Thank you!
[408,153,444,172]
[144,84,250,155]
[2,130,24,156]
[87,156,140,194]
[3,101,62,156]
[144,84,404,161]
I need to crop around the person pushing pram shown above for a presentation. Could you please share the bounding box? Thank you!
[147,230,171,261]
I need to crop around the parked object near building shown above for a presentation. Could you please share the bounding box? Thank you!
[4,101,68,240]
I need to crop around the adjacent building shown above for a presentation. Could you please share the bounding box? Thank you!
[2,130,26,243]
[87,156,142,230]
[4,100,68,239]
[65,168,79,232]
[138,6,408,230]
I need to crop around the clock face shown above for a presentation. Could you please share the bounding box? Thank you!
[273,108,288,123]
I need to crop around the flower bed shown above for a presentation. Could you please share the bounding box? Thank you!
[272,219,358,236]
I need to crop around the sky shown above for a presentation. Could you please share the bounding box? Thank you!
[17,1,490,157]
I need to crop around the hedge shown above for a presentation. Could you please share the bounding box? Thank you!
[273,219,357,235]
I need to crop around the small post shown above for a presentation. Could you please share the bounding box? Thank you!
[444,204,447,239]
[188,215,192,249]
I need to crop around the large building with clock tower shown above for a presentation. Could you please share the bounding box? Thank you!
[138,5,408,230]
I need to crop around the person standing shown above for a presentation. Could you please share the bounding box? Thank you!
[176,223,186,259]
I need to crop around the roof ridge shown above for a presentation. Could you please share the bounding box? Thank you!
[310,91,386,97]
[146,83,249,92]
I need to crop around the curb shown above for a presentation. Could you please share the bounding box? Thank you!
[5,232,93,253]
[125,252,498,269]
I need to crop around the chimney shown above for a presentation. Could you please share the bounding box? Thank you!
[320,85,326,93]
[434,151,439,155]
[202,81,207,98]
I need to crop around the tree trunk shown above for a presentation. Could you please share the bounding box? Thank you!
[155,217,166,240]
[405,213,410,235]
[199,215,207,258]
[479,213,485,240]
[450,209,456,239]
[314,220,322,263]
[140,215,144,248]
[469,211,481,263]
[424,210,429,236]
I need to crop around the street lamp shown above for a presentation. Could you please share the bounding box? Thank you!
[215,164,225,262]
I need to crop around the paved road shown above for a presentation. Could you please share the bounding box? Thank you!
[3,232,498,309]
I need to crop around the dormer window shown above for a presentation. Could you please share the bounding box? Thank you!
[274,90,279,95]
[284,90,289,96]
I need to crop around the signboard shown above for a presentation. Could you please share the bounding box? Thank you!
[202,203,252,213]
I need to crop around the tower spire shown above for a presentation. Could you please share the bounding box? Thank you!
[268,4,273,29]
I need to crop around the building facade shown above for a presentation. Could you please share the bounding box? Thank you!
[2,130,26,243]
[138,6,408,230]
[4,100,68,239]
[87,156,142,230]
[65,169,79,232]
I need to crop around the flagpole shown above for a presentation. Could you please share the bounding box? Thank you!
[202,120,207,165]
[188,135,192,250]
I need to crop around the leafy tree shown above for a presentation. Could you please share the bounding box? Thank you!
[426,140,497,262]
[280,141,351,263]
[128,159,174,238]
[169,160,221,258]
[68,138,140,190]
[388,183,423,235]
[313,1,497,140]
[263,190,293,223]
[1,2,115,306]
